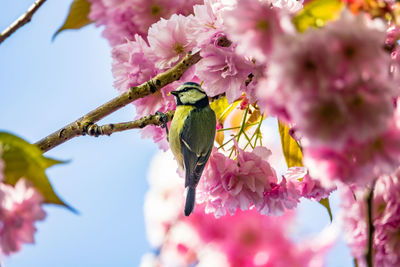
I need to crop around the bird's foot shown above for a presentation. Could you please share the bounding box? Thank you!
[156,111,169,137]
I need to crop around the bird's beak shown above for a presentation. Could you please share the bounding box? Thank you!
[170,91,179,97]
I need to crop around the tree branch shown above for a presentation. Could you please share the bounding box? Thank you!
[35,52,201,152]
[0,0,47,45]
[85,110,175,137]
[365,180,376,267]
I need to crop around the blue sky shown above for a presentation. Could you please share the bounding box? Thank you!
[0,1,353,266]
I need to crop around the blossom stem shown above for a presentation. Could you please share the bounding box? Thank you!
[217,135,238,150]
[0,0,47,45]
[216,122,260,132]
[243,129,258,150]
[253,115,264,147]
[365,180,376,267]
[35,52,201,152]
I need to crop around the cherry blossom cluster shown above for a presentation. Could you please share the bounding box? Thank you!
[88,0,400,265]
[0,154,46,256]
[258,11,400,188]
[142,153,336,267]
[197,147,332,218]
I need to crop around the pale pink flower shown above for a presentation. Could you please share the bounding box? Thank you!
[195,44,254,103]
[304,126,400,188]
[88,0,141,45]
[88,0,199,45]
[148,14,196,69]
[111,35,156,94]
[0,179,46,255]
[341,171,400,267]
[257,177,301,216]
[284,167,335,201]
[223,0,290,63]
[198,147,277,217]
[186,0,233,48]
[130,0,181,35]
[271,0,304,13]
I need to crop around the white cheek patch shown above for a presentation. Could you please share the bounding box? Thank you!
[180,90,206,104]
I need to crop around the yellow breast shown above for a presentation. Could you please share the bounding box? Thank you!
[169,105,194,169]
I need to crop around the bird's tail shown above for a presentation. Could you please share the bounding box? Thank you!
[184,187,196,216]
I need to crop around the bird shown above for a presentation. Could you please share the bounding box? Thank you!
[168,82,216,216]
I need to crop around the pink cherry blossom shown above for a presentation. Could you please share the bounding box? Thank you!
[290,78,396,149]
[195,43,254,103]
[198,147,277,217]
[88,0,141,45]
[283,167,335,201]
[258,11,397,149]
[186,208,334,267]
[0,179,46,255]
[111,34,176,150]
[271,0,304,13]
[88,0,199,46]
[257,177,301,216]
[148,14,196,69]
[111,35,156,94]
[223,0,290,63]
[304,125,400,188]
[340,171,400,267]
[186,0,234,48]
[386,24,400,47]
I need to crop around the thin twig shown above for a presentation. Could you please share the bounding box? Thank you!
[0,0,47,45]
[35,52,201,152]
[365,180,377,267]
[85,110,175,137]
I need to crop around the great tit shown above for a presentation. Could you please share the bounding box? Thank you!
[169,82,216,216]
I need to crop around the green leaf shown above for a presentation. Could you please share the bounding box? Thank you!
[53,0,92,39]
[293,0,344,32]
[319,197,333,222]
[278,121,303,168]
[0,132,75,212]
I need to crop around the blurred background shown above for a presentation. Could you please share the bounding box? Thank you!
[0,1,352,266]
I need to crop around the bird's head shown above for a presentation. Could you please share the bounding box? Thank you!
[171,82,208,106]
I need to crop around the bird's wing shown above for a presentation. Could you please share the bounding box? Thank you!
[180,107,216,188]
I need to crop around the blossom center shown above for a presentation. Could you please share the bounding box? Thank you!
[256,20,269,31]
[240,229,258,246]
[151,5,162,16]
[317,102,341,123]
[303,59,317,71]
[344,45,356,59]
[174,43,185,54]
